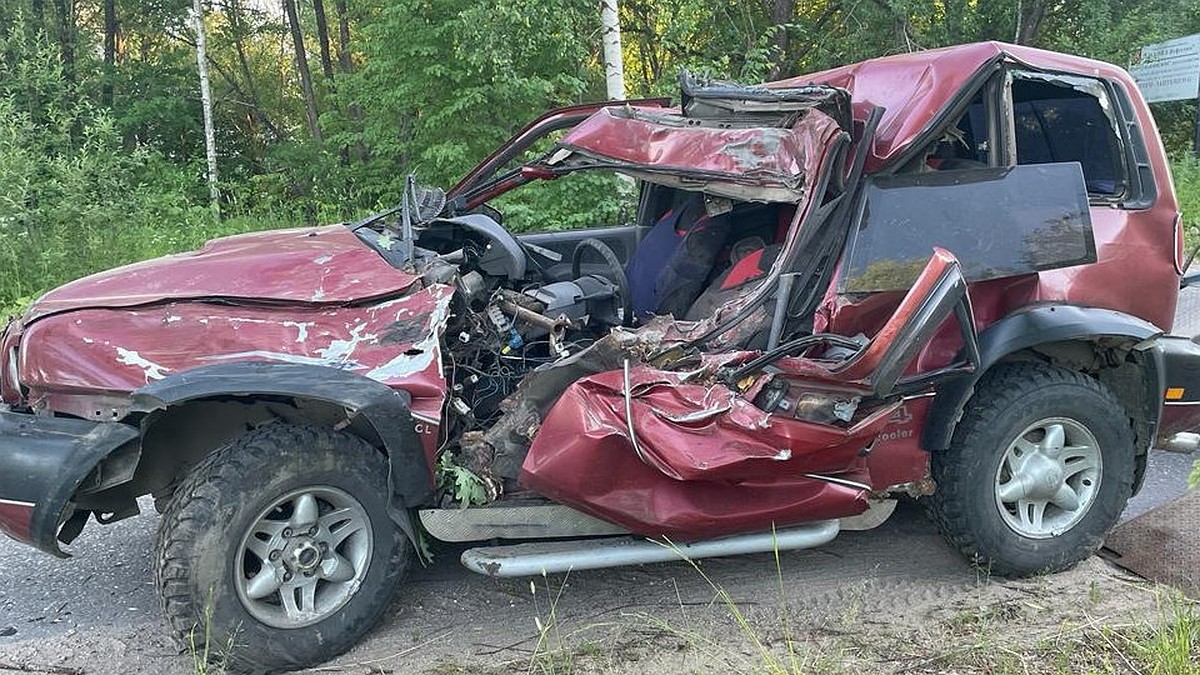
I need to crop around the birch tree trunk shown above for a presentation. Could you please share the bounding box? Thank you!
[192,0,221,217]
[600,0,624,100]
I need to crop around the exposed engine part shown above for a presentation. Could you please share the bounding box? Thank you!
[456,367,524,425]
[450,397,472,416]
[486,303,524,353]
[456,270,488,307]
[421,256,459,286]
[500,299,572,336]
[753,377,790,412]
[794,393,859,423]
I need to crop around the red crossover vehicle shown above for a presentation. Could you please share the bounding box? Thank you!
[1,42,1198,671]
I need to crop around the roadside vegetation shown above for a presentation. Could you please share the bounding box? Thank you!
[1177,156,1200,250]
[2,1,1200,318]
[462,554,1200,675]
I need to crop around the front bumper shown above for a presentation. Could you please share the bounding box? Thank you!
[0,411,138,556]
[1157,335,1200,445]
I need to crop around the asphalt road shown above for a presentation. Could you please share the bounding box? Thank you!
[0,287,1197,649]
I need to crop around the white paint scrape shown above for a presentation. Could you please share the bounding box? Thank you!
[364,289,453,382]
[317,322,377,365]
[116,347,170,381]
[281,321,313,343]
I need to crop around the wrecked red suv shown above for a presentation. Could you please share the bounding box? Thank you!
[2,42,1198,671]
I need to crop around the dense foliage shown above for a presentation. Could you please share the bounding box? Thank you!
[1,0,1199,313]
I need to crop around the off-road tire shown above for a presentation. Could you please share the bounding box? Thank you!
[927,363,1135,577]
[154,424,413,673]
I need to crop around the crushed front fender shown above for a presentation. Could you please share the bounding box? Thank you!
[0,411,139,556]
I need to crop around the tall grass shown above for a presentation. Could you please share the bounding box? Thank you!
[1134,593,1200,675]
[1175,155,1200,250]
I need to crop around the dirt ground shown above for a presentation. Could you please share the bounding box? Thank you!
[0,498,1190,675]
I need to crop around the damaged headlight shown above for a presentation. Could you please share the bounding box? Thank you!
[792,392,858,424]
[753,377,859,424]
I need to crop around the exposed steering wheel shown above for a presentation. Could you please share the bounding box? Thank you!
[571,238,632,327]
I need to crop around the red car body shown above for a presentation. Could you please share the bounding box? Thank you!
[0,41,1191,558]
[7,40,1200,674]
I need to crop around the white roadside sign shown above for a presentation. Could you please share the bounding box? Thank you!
[1129,34,1200,103]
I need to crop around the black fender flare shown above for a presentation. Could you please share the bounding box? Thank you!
[132,362,434,540]
[0,412,140,557]
[922,305,1164,456]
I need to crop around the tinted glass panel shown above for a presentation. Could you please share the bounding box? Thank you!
[1012,79,1123,195]
[840,163,1095,293]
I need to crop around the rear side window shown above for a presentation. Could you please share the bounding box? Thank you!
[1010,75,1126,197]
[840,163,1096,293]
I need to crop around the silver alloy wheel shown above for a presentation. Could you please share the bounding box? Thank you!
[993,417,1102,539]
[234,486,373,628]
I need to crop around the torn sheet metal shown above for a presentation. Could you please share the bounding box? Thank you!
[521,421,870,541]
[25,225,419,321]
[18,284,453,424]
[518,362,890,540]
[544,364,896,482]
[553,105,844,203]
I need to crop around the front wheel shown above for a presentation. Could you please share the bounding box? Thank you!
[155,424,413,673]
[927,363,1135,577]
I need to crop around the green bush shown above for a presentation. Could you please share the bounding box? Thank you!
[1174,155,1200,251]
[0,96,277,316]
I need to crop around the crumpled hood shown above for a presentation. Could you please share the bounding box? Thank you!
[24,225,418,322]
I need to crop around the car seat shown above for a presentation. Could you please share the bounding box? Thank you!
[626,194,733,320]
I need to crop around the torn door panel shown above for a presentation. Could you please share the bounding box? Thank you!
[520,402,871,540]
[518,366,886,540]
[710,247,975,395]
[538,365,898,483]
[519,250,976,538]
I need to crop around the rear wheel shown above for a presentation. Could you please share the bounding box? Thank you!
[928,363,1135,577]
[155,424,413,672]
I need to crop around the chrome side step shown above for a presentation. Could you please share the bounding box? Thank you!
[422,499,895,543]
[460,520,840,577]
[839,498,896,531]
[1162,432,1200,454]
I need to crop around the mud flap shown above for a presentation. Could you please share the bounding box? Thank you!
[0,412,139,557]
